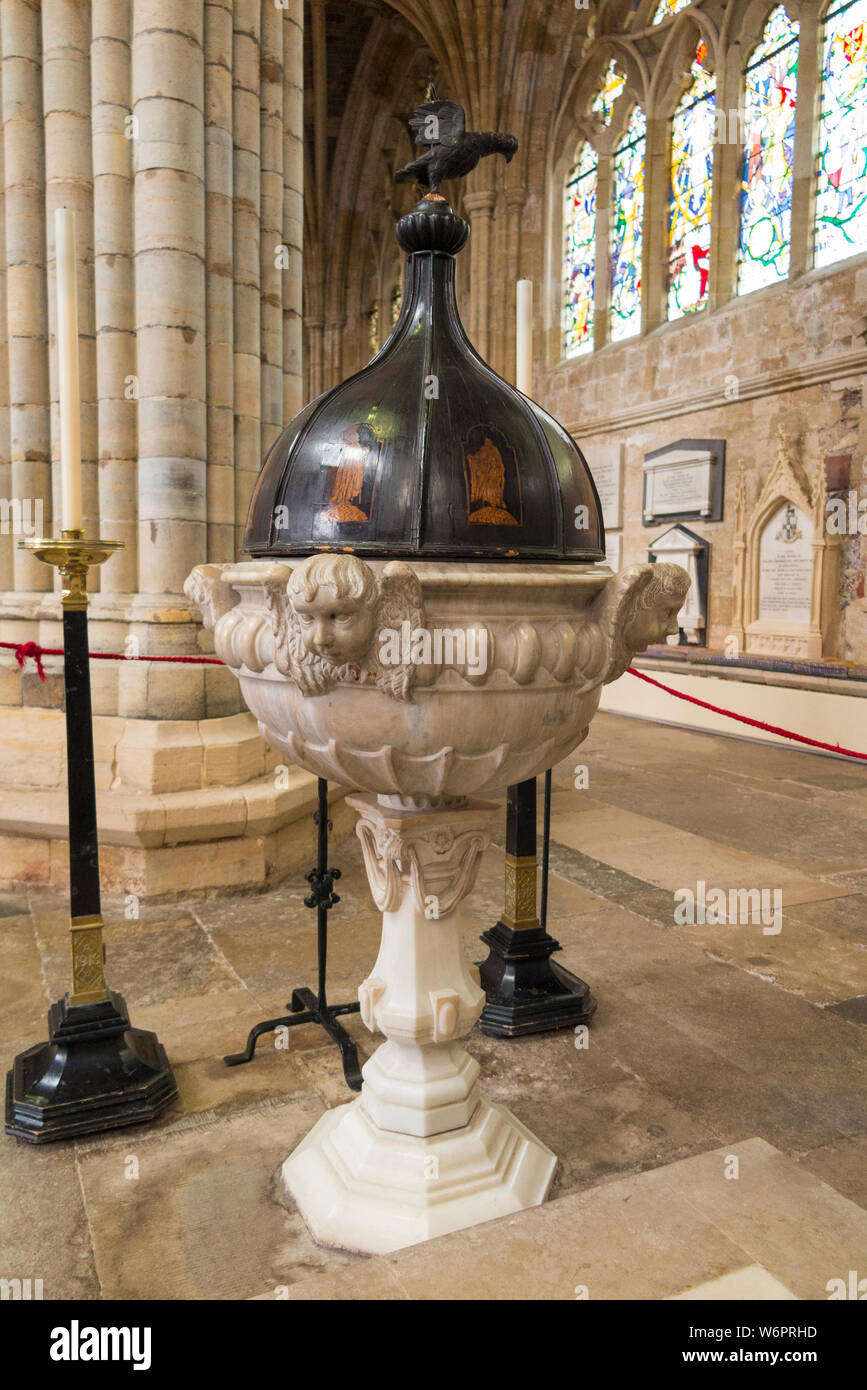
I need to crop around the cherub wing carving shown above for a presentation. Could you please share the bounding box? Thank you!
[184,563,238,630]
[371,561,426,701]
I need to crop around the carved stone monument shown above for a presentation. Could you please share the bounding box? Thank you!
[584,441,622,530]
[648,525,709,646]
[731,427,840,659]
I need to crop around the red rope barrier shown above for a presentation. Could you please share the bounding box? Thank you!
[627,666,867,763]
[11,640,47,682]
[3,636,865,764]
[0,639,223,678]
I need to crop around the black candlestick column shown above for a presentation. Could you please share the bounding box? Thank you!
[477,776,597,1037]
[5,533,177,1143]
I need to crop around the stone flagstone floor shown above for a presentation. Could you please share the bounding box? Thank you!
[1,715,866,1299]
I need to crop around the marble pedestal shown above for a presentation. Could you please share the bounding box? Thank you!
[282,794,557,1254]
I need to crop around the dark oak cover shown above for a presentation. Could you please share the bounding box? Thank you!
[245,196,604,563]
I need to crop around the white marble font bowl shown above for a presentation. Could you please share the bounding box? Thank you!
[186,554,690,801]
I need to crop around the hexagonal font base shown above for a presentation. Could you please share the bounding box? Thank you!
[282,1095,557,1255]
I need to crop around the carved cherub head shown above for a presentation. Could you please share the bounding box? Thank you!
[288,553,378,666]
[587,561,691,691]
[273,553,425,702]
[623,565,687,653]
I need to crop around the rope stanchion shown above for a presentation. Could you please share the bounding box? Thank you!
[627,666,867,764]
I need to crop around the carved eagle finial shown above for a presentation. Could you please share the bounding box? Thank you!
[395,88,518,194]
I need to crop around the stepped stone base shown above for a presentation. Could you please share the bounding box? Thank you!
[283,1095,557,1255]
[0,704,350,899]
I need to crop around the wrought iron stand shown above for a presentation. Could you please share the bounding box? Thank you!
[478,771,597,1037]
[223,778,362,1090]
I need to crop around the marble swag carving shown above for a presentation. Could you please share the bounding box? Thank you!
[188,554,689,708]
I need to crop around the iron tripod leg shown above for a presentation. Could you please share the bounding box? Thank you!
[223,779,362,1091]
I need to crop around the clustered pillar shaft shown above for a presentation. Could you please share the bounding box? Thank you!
[133,0,208,599]
[92,0,138,593]
[1,0,51,593]
[204,0,235,566]
[0,0,304,624]
[232,0,261,561]
[281,5,302,423]
[44,0,99,565]
[259,0,284,462]
[0,50,10,594]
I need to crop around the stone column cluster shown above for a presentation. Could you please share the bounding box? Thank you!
[0,1,309,898]
[0,0,303,621]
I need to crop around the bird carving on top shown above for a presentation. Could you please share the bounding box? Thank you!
[395,86,518,193]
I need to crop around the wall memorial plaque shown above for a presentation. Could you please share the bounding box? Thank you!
[605,531,621,574]
[757,503,813,625]
[731,427,840,660]
[642,438,725,526]
[583,442,622,531]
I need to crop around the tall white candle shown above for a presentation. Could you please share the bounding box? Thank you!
[55,207,83,533]
[516,278,533,397]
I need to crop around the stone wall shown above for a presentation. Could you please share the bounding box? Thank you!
[542,246,867,660]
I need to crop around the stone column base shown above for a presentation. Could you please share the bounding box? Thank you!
[0,706,349,899]
[282,1094,557,1256]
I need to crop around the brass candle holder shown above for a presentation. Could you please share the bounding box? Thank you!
[5,531,177,1143]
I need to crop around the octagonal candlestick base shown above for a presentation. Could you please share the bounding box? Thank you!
[282,795,557,1255]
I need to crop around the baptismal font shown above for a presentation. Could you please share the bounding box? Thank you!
[187,91,689,1254]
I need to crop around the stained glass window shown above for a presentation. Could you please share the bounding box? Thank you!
[610,106,646,341]
[815,0,867,267]
[563,143,597,356]
[668,41,716,319]
[591,59,626,126]
[738,6,800,295]
[652,0,693,23]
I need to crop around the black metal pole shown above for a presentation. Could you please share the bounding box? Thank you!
[315,778,330,1013]
[540,768,551,934]
[477,773,597,1037]
[64,606,101,922]
[5,534,177,1143]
